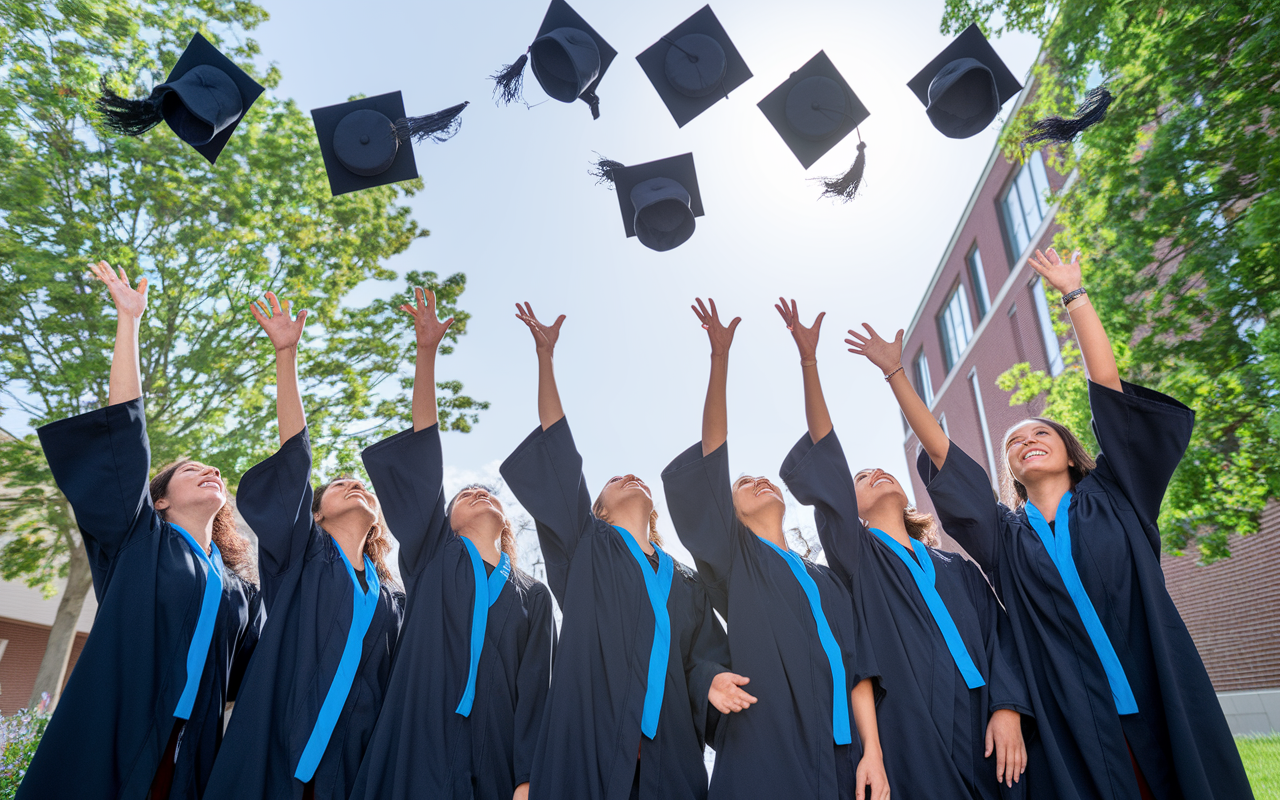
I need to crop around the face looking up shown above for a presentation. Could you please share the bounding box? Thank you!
[853,468,909,515]
[1003,420,1075,487]
[314,477,379,528]
[448,485,509,535]
[731,475,786,524]
[596,474,654,521]
[154,461,227,517]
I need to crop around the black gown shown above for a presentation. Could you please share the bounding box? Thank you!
[21,399,262,800]
[662,441,878,800]
[348,424,555,800]
[203,428,404,800]
[500,418,730,800]
[780,430,1032,800]
[917,380,1253,800]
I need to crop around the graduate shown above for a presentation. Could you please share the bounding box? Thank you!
[20,261,262,800]
[875,248,1253,800]
[775,299,1032,800]
[499,304,733,800]
[203,292,405,800]
[348,288,555,800]
[660,298,889,800]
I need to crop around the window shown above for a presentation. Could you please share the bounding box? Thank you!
[968,367,1000,489]
[1031,278,1065,376]
[914,350,934,407]
[967,246,990,318]
[1001,150,1053,259]
[937,283,974,372]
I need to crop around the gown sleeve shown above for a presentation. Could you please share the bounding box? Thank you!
[235,427,318,591]
[661,441,747,618]
[36,398,159,570]
[682,576,731,748]
[1087,380,1194,554]
[228,585,267,703]
[360,425,450,579]
[779,430,865,589]
[499,417,595,605]
[513,581,556,786]
[962,560,1032,719]
[916,442,1006,576]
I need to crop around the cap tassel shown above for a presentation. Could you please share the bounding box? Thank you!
[394,102,469,144]
[816,138,867,203]
[490,53,529,106]
[590,155,624,187]
[1021,86,1113,148]
[95,79,164,136]
[581,89,601,120]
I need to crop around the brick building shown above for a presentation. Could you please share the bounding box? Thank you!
[900,78,1280,733]
[0,578,94,715]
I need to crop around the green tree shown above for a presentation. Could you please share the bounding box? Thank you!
[943,0,1280,559]
[0,0,485,709]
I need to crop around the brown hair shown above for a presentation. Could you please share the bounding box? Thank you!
[999,417,1096,509]
[591,494,664,548]
[904,507,940,548]
[312,476,397,589]
[445,484,518,564]
[150,461,257,584]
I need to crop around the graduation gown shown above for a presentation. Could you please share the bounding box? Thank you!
[500,418,730,800]
[662,441,877,800]
[203,428,404,800]
[348,424,555,800]
[21,399,262,800]
[780,430,1032,800]
[917,380,1253,800]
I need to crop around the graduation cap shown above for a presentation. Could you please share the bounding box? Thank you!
[592,153,704,252]
[758,52,872,202]
[310,91,468,196]
[95,33,265,164]
[635,5,752,128]
[490,0,617,119]
[907,23,1022,139]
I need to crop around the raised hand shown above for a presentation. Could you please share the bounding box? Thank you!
[846,323,904,377]
[708,672,758,714]
[691,298,740,357]
[401,287,455,353]
[774,298,824,361]
[89,260,148,320]
[514,302,565,355]
[1028,247,1083,296]
[250,291,308,353]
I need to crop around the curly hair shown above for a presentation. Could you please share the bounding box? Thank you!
[999,417,1096,510]
[904,506,940,548]
[312,476,398,589]
[591,494,664,548]
[150,461,257,585]
[445,484,518,565]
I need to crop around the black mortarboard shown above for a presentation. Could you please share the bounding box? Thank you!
[635,5,752,128]
[311,91,468,196]
[758,51,868,170]
[907,23,1022,139]
[592,153,704,252]
[95,33,265,164]
[490,0,617,119]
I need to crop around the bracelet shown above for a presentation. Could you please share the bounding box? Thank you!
[1061,287,1088,307]
[800,359,817,368]
[884,365,904,382]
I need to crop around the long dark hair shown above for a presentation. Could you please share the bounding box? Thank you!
[1000,417,1097,509]
[150,461,257,584]
[445,484,518,564]
[312,476,397,588]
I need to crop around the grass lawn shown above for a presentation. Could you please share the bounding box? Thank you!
[1240,735,1280,799]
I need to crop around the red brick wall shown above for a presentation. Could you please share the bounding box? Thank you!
[0,618,88,715]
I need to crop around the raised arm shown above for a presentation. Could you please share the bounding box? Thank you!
[693,298,740,455]
[402,287,455,431]
[515,302,565,431]
[89,260,147,405]
[250,292,308,444]
[1028,247,1121,392]
[776,298,831,443]
[847,323,949,469]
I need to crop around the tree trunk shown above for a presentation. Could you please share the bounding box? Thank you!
[28,532,92,712]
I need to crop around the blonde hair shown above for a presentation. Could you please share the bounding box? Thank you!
[591,494,664,548]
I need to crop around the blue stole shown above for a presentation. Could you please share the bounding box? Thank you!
[294,544,381,782]
[869,529,986,690]
[169,523,225,720]
[456,539,512,716]
[1026,492,1137,714]
[613,526,674,739]
[759,539,852,745]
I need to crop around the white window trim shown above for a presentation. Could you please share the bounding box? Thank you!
[968,367,1000,491]
[915,350,936,408]
[968,247,991,318]
[1031,277,1066,376]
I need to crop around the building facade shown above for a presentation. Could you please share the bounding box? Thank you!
[0,578,95,715]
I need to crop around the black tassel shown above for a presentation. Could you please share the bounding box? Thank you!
[581,89,601,120]
[590,155,624,187]
[490,53,528,106]
[95,78,164,136]
[394,102,469,144]
[816,141,867,202]
[1021,86,1113,148]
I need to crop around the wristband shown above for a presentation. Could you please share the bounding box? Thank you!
[1062,287,1088,307]
[884,365,904,382]
[800,359,817,368]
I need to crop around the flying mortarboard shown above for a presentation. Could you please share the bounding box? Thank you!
[310,91,468,197]
[907,23,1022,139]
[490,0,617,119]
[635,5,752,128]
[592,153,704,252]
[95,33,265,164]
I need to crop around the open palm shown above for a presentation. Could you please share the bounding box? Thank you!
[515,302,565,354]
[402,287,455,351]
[692,297,740,356]
[775,297,825,360]
[846,323,904,376]
[89,260,148,319]
[1028,247,1083,295]
[250,291,308,352]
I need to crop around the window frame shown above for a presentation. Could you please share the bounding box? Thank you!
[937,282,974,372]
[914,349,935,407]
